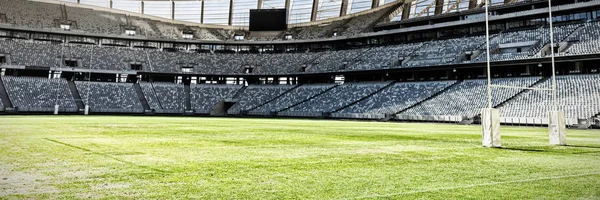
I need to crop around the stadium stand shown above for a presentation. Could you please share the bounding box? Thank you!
[1,76,77,112]
[500,74,600,121]
[308,49,368,73]
[0,39,60,67]
[349,43,423,70]
[0,0,62,29]
[227,85,295,115]
[150,82,186,112]
[249,84,336,115]
[76,81,143,113]
[1,19,600,75]
[66,6,126,35]
[401,77,541,118]
[335,81,456,117]
[139,82,163,111]
[565,21,600,55]
[191,84,243,114]
[406,36,485,67]
[282,82,391,116]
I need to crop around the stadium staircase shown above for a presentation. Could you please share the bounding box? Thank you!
[332,81,397,113]
[247,84,302,111]
[232,85,247,100]
[60,4,68,20]
[133,83,151,111]
[344,48,374,70]
[0,76,13,108]
[67,81,84,110]
[184,84,191,111]
[278,84,340,112]
[394,80,464,115]
[494,76,550,109]
[150,83,164,110]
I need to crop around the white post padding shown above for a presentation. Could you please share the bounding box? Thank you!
[84,105,89,115]
[482,108,501,147]
[549,111,567,145]
[54,105,59,115]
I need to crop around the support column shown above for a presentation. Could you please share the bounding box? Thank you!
[311,0,319,21]
[549,111,567,145]
[340,0,349,16]
[482,108,501,147]
[228,0,234,26]
[201,0,205,24]
[434,0,444,15]
[468,0,477,9]
[371,0,380,9]
[141,1,144,14]
[401,3,411,20]
[171,1,175,20]
[258,0,264,9]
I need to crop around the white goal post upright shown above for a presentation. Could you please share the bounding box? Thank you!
[482,0,501,148]
[547,0,567,145]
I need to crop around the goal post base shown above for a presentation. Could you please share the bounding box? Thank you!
[84,105,89,115]
[481,108,501,148]
[549,111,567,145]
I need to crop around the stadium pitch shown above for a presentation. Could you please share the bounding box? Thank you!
[0,116,599,199]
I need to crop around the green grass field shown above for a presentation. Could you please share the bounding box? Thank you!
[1,116,599,199]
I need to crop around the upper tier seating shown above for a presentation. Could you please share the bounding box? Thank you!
[405,36,485,67]
[349,43,423,71]
[228,85,294,115]
[76,81,143,112]
[308,49,368,73]
[66,7,126,36]
[500,74,600,119]
[566,21,600,55]
[2,76,76,111]
[191,84,242,114]
[1,21,600,75]
[402,77,541,117]
[0,0,61,29]
[338,81,455,114]
[250,84,336,114]
[287,82,390,113]
[0,39,60,67]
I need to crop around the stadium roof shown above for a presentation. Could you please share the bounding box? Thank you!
[55,0,516,26]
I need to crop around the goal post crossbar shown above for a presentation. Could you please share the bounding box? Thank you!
[489,84,554,91]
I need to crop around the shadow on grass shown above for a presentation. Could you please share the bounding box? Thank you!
[499,145,600,155]
[43,138,171,174]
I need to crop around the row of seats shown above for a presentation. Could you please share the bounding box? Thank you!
[227,85,295,115]
[500,74,600,119]
[402,77,541,117]
[75,81,143,111]
[1,76,599,121]
[287,82,390,113]
[191,84,242,114]
[2,76,76,109]
[2,21,600,74]
[566,21,600,55]
[251,84,336,114]
[338,81,456,114]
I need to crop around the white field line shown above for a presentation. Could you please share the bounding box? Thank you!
[352,172,600,199]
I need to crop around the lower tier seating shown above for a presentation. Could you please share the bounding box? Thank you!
[1,75,599,125]
[2,76,77,112]
[76,81,143,113]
